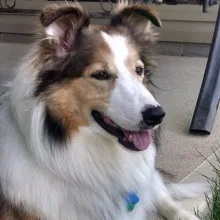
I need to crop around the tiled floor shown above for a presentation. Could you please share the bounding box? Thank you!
[152,56,219,181]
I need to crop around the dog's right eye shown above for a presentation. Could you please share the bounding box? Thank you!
[91,71,112,80]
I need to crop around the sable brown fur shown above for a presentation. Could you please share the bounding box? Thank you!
[0,197,39,220]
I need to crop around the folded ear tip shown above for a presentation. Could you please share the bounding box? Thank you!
[40,6,59,27]
[114,5,162,28]
[40,4,57,25]
[39,4,89,28]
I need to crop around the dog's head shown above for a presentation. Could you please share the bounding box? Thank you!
[31,1,165,152]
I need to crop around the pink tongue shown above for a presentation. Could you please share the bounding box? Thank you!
[124,130,151,151]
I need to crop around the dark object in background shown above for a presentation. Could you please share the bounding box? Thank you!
[201,0,218,12]
[190,4,220,134]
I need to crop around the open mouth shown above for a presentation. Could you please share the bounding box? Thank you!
[91,110,151,151]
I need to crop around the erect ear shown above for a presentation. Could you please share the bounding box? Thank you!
[110,0,161,29]
[40,3,90,56]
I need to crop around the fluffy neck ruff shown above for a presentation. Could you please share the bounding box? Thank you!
[0,101,156,219]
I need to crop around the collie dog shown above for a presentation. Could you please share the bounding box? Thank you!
[0,1,208,219]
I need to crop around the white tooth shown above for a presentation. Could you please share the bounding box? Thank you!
[129,135,133,142]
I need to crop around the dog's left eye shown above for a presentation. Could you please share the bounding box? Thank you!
[135,66,144,76]
[91,71,112,80]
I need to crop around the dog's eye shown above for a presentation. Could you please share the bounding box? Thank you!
[135,66,144,76]
[91,71,112,80]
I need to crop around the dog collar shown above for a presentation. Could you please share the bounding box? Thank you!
[124,192,139,212]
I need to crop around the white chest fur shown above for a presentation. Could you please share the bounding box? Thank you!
[0,104,157,220]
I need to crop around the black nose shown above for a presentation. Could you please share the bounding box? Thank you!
[142,106,165,126]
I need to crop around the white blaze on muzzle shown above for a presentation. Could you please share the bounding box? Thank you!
[102,32,160,131]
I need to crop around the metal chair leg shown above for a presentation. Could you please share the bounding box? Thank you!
[190,4,220,134]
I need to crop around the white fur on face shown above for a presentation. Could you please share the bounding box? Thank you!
[102,32,159,131]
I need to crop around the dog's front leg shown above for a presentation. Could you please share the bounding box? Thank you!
[156,196,200,220]
[153,172,200,220]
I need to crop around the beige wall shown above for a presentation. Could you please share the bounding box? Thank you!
[0,1,218,43]
[153,4,218,43]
